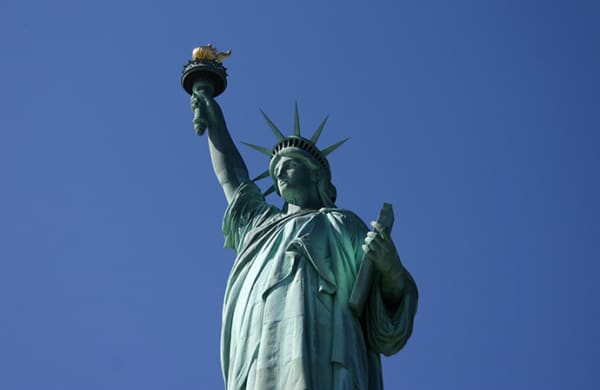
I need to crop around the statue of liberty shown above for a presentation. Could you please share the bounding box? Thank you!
[183,46,418,389]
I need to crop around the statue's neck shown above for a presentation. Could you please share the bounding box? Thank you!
[285,200,322,215]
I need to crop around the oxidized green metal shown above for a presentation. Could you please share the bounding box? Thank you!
[182,46,418,390]
[182,45,231,135]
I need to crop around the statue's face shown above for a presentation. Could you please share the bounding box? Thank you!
[274,156,319,205]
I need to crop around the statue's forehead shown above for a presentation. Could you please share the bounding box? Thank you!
[273,155,303,170]
[270,148,320,180]
[274,152,312,167]
[275,155,299,164]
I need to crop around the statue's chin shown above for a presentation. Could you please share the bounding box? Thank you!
[280,190,300,207]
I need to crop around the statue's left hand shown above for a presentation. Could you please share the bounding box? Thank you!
[362,221,401,273]
[362,221,406,303]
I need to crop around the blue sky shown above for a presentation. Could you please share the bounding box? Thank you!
[1,0,599,389]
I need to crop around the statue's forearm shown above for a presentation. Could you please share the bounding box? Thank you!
[379,257,408,308]
[205,102,249,202]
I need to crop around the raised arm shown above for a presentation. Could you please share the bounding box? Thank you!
[191,88,249,203]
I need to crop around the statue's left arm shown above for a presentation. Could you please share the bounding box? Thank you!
[362,221,418,355]
[362,221,414,307]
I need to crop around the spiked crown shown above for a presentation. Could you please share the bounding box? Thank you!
[242,104,348,199]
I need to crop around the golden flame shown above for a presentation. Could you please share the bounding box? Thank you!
[192,44,232,63]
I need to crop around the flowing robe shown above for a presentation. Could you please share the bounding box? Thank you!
[220,182,418,390]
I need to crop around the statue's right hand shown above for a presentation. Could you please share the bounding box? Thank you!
[190,89,212,136]
[190,92,201,113]
[190,87,226,136]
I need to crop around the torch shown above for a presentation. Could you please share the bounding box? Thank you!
[181,44,231,135]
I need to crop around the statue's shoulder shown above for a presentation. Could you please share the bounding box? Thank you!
[224,181,281,229]
[318,207,369,231]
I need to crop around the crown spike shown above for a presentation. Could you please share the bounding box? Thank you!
[241,141,272,156]
[252,170,271,182]
[293,102,301,137]
[310,115,329,144]
[322,137,350,156]
[263,185,277,197]
[260,109,285,140]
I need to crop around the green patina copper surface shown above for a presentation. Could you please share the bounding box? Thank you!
[183,49,418,389]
